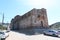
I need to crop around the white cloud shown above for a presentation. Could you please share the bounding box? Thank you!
[17,0,57,9]
[27,0,57,8]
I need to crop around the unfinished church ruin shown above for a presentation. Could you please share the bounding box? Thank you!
[10,8,49,30]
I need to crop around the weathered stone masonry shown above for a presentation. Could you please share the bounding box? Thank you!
[10,8,49,30]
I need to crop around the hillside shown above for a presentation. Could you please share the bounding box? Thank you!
[50,22,60,30]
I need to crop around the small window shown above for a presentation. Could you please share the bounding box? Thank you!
[38,15,40,18]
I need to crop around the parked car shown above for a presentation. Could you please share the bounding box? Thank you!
[43,29,57,36]
[55,30,60,37]
[6,30,10,33]
[0,31,9,40]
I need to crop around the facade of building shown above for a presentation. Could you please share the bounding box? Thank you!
[10,8,49,30]
[10,15,21,30]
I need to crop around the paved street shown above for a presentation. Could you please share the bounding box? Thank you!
[6,31,60,40]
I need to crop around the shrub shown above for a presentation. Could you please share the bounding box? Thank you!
[0,25,7,30]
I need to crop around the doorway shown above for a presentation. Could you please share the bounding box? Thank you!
[41,21,43,27]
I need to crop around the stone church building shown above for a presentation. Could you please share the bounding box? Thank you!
[10,8,49,30]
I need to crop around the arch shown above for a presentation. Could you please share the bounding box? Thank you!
[41,21,43,27]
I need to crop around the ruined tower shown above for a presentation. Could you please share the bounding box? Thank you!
[10,8,49,30]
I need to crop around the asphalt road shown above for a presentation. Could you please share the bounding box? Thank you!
[6,31,60,40]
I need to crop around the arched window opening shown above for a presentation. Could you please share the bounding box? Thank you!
[41,21,43,27]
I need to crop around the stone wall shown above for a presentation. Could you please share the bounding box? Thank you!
[10,8,49,30]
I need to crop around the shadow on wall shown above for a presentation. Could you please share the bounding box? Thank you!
[12,28,47,35]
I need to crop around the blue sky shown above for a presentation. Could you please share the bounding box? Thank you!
[0,0,60,25]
